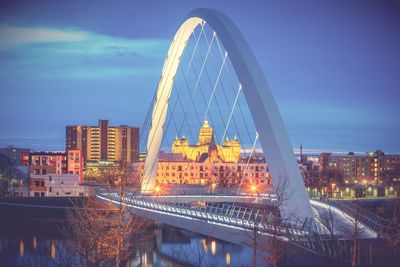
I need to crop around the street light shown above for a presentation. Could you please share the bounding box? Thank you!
[155,186,160,194]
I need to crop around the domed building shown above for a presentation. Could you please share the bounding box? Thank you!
[129,120,271,188]
[172,120,241,163]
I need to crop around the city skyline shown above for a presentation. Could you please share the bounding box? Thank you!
[1,0,399,153]
[1,4,400,266]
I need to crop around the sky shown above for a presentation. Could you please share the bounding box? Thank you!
[0,0,399,153]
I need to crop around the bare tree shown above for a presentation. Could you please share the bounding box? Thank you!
[0,153,24,196]
[245,178,293,267]
[62,164,153,266]
[341,200,365,267]
[318,198,343,259]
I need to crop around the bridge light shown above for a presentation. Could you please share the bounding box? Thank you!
[250,184,257,192]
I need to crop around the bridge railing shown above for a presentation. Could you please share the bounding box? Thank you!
[95,189,361,263]
[96,188,309,236]
[312,196,392,236]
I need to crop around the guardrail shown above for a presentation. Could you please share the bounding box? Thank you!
[312,196,392,236]
[95,188,362,263]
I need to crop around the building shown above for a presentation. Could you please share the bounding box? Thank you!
[297,155,320,187]
[0,146,30,166]
[29,174,89,197]
[172,120,240,162]
[319,150,400,185]
[29,152,67,175]
[29,151,83,181]
[130,120,271,191]
[67,149,83,183]
[66,120,139,164]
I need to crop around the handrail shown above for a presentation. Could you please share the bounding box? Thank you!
[95,188,368,263]
[312,196,392,236]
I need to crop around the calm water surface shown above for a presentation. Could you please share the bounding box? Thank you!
[0,219,397,267]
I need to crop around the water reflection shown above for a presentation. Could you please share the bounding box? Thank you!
[19,239,24,257]
[211,240,216,255]
[50,241,55,259]
[226,251,231,265]
[201,238,207,252]
[1,220,395,267]
[32,236,37,250]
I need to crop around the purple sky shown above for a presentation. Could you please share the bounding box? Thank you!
[0,0,399,153]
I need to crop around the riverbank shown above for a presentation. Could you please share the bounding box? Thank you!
[0,197,87,220]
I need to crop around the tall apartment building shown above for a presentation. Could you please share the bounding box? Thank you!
[66,120,139,164]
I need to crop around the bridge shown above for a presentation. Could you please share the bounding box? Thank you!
[96,8,392,264]
[96,188,388,263]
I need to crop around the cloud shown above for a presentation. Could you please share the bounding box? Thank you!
[0,24,169,80]
[0,24,168,57]
[0,25,89,45]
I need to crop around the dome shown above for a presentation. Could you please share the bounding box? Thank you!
[231,135,240,145]
[223,136,231,146]
[198,120,214,145]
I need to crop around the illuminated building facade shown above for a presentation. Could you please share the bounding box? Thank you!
[29,151,83,179]
[172,120,240,163]
[29,174,89,197]
[29,152,67,175]
[131,121,271,189]
[66,119,139,164]
[319,150,400,184]
[67,149,83,183]
[133,153,270,188]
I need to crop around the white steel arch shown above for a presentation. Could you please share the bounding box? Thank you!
[141,8,314,222]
